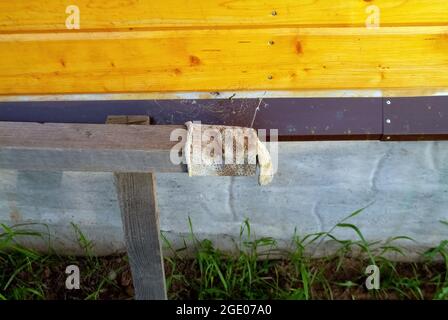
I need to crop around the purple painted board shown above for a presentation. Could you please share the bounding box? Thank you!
[253,98,381,140]
[383,97,448,140]
[0,98,382,141]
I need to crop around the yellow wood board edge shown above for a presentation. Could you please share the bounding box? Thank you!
[1,26,448,95]
[1,0,448,32]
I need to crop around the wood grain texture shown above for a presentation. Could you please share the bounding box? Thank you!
[1,0,448,31]
[1,27,448,94]
[106,115,150,125]
[0,122,186,172]
[1,2,448,96]
[114,172,167,300]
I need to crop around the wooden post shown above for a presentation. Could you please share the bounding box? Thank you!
[114,172,167,300]
[108,115,167,300]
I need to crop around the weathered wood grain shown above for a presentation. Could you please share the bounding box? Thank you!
[0,122,186,172]
[106,115,150,125]
[109,115,167,300]
[114,172,167,300]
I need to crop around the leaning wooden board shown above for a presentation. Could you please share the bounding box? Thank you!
[0,1,447,95]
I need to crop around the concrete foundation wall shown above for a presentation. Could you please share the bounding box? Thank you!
[1,141,447,259]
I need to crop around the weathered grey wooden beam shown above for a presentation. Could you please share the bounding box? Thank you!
[0,122,186,172]
[114,172,167,300]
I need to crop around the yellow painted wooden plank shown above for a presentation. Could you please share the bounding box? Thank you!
[1,27,448,95]
[1,0,448,32]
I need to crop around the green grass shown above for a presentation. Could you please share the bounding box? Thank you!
[0,211,447,300]
[0,223,131,300]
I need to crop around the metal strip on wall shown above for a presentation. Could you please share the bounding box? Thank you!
[1,96,447,141]
[0,98,382,141]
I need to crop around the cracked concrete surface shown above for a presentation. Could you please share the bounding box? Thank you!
[0,141,447,258]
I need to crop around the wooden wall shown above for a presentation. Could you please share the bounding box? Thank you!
[0,1,447,96]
